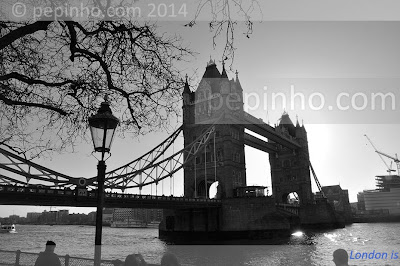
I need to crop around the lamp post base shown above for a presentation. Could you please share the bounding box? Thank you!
[94,160,106,266]
[94,245,102,266]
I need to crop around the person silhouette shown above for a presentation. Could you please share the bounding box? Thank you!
[34,241,61,266]
[333,249,349,266]
[161,252,181,266]
[124,253,147,266]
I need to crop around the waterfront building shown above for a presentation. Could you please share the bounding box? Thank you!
[103,208,114,225]
[317,185,352,222]
[57,210,69,224]
[27,212,41,223]
[362,187,400,215]
[356,175,400,215]
[376,175,400,190]
[357,191,365,211]
[112,208,163,227]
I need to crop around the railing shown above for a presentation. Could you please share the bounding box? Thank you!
[0,185,222,203]
[0,184,222,209]
[0,249,119,266]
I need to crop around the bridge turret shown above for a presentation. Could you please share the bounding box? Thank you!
[182,75,195,129]
[235,70,243,93]
[183,59,246,199]
[269,112,313,206]
[220,62,230,95]
[182,74,192,106]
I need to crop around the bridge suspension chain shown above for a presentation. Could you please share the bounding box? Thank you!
[309,161,326,198]
[87,126,183,184]
[0,147,82,187]
[103,125,216,191]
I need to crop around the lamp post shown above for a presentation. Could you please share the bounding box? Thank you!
[88,97,119,266]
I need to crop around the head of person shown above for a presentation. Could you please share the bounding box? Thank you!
[124,254,147,266]
[161,253,181,266]
[333,249,348,265]
[45,241,56,252]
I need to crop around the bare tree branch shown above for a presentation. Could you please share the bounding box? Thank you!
[0,20,52,50]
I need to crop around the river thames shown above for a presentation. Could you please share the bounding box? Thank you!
[1,223,399,265]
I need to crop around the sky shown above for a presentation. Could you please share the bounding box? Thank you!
[1,1,400,217]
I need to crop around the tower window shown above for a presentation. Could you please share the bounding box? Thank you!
[205,153,211,162]
[231,128,239,140]
[233,151,241,163]
[282,160,290,168]
[217,149,222,161]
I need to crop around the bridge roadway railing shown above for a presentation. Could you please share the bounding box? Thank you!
[0,249,160,266]
[0,185,222,209]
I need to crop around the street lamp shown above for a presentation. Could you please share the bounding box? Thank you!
[88,97,119,266]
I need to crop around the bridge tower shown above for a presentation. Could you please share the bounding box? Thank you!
[182,59,246,199]
[269,113,313,205]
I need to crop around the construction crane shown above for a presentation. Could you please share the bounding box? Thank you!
[364,134,399,175]
[375,150,400,176]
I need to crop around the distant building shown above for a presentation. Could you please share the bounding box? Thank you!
[357,192,365,211]
[362,188,400,215]
[112,208,163,223]
[27,212,41,223]
[317,185,352,221]
[357,175,400,215]
[57,210,69,224]
[67,213,90,224]
[39,210,58,224]
[103,208,113,225]
[88,211,96,223]
[8,215,21,223]
[376,175,400,190]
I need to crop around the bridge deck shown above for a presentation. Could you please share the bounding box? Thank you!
[0,185,221,209]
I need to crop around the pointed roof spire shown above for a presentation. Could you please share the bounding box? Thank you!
[279,111,293,126]
[182,74,191,95]
[234,69,243,91]
[296,115,300,127]
[203,58,220,79]
[207,56,215,67]
[221,60,228,79]
[279,111,296,136]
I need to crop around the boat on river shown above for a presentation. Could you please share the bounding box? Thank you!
[0,224,16,233]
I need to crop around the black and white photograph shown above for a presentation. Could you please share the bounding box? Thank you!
[1,0,400,265]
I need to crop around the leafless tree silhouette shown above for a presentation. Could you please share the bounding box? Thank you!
[0,0,259,158]
[186,0,261,66]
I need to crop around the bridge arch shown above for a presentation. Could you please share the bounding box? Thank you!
[197,179,218,199]
[282,191,300,205]
[209,181,220,199]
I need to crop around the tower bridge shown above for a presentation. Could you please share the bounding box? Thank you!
[0,59,344,242]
